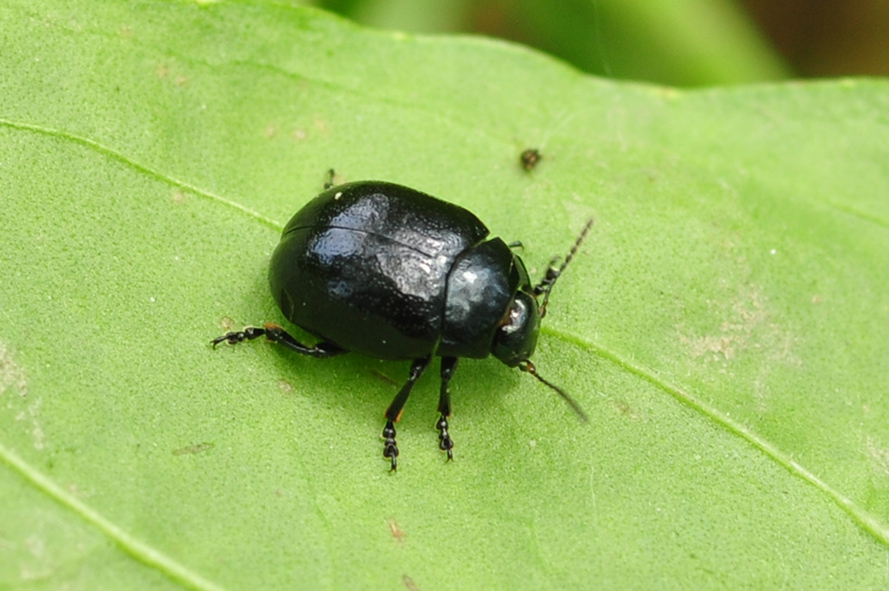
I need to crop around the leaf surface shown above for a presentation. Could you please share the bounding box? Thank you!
[1,2,888,590]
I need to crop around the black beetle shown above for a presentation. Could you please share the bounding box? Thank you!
[213,174,592,470]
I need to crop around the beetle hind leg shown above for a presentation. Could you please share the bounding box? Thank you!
[382,356,431,471]
[212,324,346,358]
[261,324,346,357]
[436,357,458,461]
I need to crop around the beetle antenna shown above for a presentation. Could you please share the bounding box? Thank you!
[534,218,594,318]
[518,360,588,422]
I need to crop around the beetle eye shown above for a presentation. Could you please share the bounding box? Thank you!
[492,291,540,367]
[501,297,526,331]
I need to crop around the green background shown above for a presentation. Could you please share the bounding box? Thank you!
[2,1,888,590]
[313,0,791,86]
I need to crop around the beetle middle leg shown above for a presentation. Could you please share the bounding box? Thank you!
[383,355,431,471]
[211,323,346,358]
[436,356,458,461]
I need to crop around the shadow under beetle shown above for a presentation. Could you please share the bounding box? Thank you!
[213,172,593,470]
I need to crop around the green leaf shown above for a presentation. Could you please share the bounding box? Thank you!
[2,2,888,590]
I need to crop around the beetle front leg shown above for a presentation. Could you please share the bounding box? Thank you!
[382,355,431,471]
[323,168,336,189]
[436,356,458,461]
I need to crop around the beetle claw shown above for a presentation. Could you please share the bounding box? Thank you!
[382,419,399,471]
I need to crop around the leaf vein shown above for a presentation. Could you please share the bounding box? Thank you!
[0,117,282,230]
[0,442,227,591]
[552,329,889,549]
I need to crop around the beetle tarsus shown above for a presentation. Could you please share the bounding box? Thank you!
[436,415,454,461]
[210,326,267,348]
[380,356,431,471]
[383,419,399,471]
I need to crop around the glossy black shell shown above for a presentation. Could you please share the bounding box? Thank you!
[268,181,534,361]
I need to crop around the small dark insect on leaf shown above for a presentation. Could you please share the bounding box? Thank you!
[520,148,542,171]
